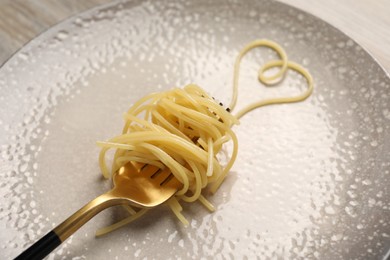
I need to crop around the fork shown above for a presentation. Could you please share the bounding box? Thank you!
[15,162,182,260]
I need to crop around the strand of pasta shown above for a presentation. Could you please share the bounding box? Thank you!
[230,40,313,118]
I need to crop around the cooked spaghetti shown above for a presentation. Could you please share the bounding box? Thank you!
[96,39,313,236]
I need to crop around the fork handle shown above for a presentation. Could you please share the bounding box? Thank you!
[14,231,61,260]
[15,192,126,260]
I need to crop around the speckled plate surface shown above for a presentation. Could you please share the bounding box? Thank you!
[1,0,389,259]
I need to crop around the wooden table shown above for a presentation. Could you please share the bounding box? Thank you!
[0,0,389,73]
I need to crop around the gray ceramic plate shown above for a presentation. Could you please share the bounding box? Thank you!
[1,0,389,259]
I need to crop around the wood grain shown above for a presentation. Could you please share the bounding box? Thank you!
[0,0,389,73]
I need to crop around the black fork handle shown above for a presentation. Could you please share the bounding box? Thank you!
[14,230,62,260]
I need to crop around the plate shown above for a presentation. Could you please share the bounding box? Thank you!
[1,0,389,259]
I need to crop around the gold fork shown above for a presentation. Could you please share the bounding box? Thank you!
[15,162,182,260]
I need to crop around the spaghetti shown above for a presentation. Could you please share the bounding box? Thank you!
[96,39,313,236]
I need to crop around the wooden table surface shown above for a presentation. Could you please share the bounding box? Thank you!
[0,0,389,73]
